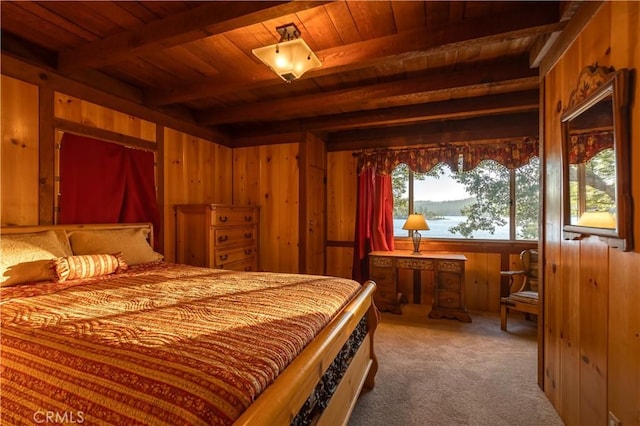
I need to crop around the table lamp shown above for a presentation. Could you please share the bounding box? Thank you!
[577,211,616,229]
[402,214,430,255]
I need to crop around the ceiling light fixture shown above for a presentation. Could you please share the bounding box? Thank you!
[252,23,322,83]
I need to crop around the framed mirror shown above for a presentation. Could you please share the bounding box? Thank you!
[561,65,632,251]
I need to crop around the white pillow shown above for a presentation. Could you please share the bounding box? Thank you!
[68,228,163,266]
[0,230,68,286]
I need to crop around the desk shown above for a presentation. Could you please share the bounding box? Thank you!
[369,250,471,322]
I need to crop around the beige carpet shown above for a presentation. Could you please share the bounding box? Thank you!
[349,304,564,426]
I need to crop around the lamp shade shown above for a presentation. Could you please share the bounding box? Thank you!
[402,214,430,231]
[252,38,322,82]
[577,211,616,229]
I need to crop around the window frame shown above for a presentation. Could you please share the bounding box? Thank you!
[396,160,538,242]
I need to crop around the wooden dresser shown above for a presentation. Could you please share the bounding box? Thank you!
[175,204,259,272]
[369,250,470,322]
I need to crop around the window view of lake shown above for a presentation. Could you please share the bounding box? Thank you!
[392,159,539,241]
[393,216,510,239]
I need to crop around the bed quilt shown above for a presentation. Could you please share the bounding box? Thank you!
[0,263,360,425]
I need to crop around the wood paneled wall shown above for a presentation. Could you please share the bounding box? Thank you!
[1,76,39,226]
[300,132,326,275]
[163,128,232,262]
[233,143,300,273]
[327,152,358,279]
[54,92,156,141]
[0,75,232,259]
[542,2,640,425]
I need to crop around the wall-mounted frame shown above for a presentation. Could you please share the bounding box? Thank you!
[561,65,632,251]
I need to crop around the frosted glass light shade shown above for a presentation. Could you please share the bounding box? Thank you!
[252,38,322,82]
[577,211,616,229]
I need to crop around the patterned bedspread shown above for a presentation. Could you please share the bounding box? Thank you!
[0,263,361,425]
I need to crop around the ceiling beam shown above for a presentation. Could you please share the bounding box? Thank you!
[230,90,540,142]
[1,53,230,145]
[146,4,563,106]
[539,1,605,77]
[198,56,539,125]
[232,131,306,148]
[326,112,539,152]
[57,1,329,73]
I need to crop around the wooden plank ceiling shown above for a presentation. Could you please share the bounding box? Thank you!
[0,1,574,150]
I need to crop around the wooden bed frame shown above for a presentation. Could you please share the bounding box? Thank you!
[1,223,379,425]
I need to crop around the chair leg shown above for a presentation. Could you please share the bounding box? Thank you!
[500,304,507,331]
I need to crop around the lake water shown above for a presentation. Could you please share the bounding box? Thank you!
[393,216,510,239]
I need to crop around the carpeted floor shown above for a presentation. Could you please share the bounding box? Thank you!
[349,304,564,426]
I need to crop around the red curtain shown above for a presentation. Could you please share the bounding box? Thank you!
[371,174,394,252]
[352,168,394,283]
[59,133,160,245]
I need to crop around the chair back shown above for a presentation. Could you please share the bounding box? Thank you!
[520,249,539,292]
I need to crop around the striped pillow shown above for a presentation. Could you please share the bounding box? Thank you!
[54,253,128,283]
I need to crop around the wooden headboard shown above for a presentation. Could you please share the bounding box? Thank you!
[0,223,154,247]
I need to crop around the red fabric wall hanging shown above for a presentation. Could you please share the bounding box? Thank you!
[59,133,160,245]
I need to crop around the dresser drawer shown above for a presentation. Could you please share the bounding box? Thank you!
[396,258,433,270]
[221,257,257,272]
[436,260,463,273]
[211,208,257,226]
[370,268,393,284]
[438,272,461,291]
[437,291,462,309]
[214,246,256,267]
[374,281,397,304]
[370,256,393,268]
[213,227,256,248]
[176,204,260,270]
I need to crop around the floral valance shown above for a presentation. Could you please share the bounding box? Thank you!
[357,146,459,175]
[568,131,613,164]
[356,138,539,175]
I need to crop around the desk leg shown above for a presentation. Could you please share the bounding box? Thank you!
[428,308,472,323]
[413,270,421,304]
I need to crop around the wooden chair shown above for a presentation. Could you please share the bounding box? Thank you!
[500,249,539,331]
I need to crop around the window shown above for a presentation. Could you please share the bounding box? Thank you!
[568,147,616,223]
[392,157,539,240]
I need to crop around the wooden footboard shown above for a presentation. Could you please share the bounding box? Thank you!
[235,280,379,426]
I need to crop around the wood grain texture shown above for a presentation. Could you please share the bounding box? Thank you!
[233,143,300,273]
[326,247,354,280]
[542,2,640,424]
[162,128,232,262]
[54,92,156,142]
[327,151,357,242]
[606,3,640,424]
[579,237,609,424]
[1,76,39,226]
[300,132,326,275]
[38,86,55,225]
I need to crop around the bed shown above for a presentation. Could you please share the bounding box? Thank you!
[0,223,378,425]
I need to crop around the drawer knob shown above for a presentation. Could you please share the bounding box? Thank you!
[218,235,229,242]
[244,266,252,271]
[244,216,252,221]
[219,216,228,222]
[244,232,252,238]
[244,249,253,255]
[220,254,228,261]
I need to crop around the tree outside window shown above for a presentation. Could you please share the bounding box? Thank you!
[392,157,539,240]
